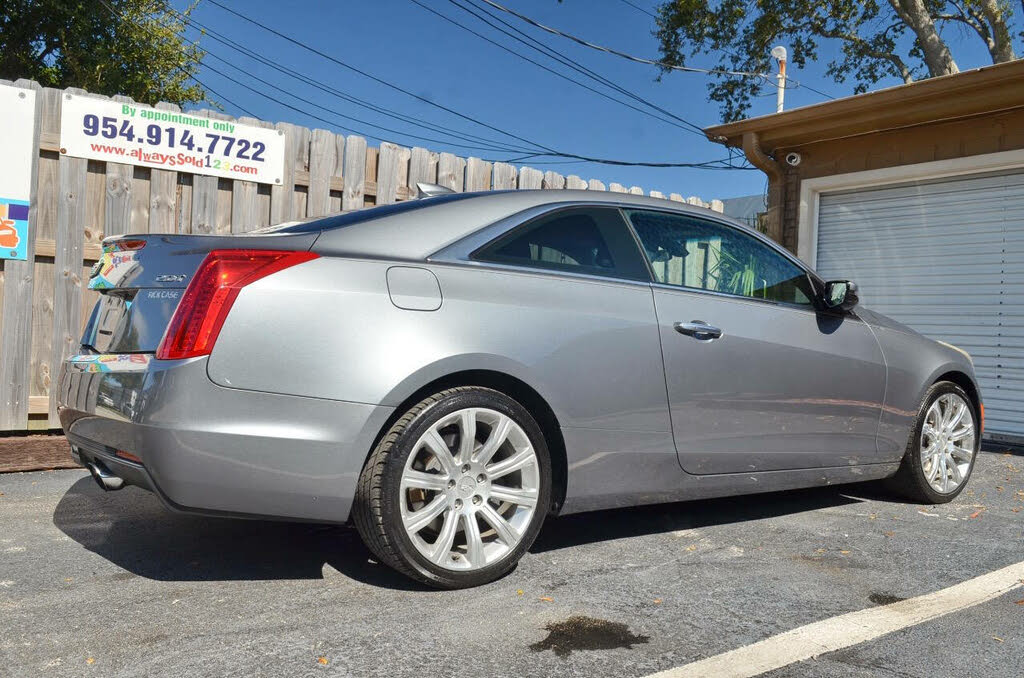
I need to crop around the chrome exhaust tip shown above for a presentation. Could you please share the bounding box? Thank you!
[86,461,125,491]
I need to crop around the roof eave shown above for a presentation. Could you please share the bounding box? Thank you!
[704,59,1024,153]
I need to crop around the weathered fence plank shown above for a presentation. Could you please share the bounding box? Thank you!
[466,157,492,192]
[518,167,543,189]
[291,125,312,218]
[307,128,336,218]
[270,122,299,224]
[191,174,218,234]
[30,88,62,423]
[542,171,565,189]
[588,179,606,191]
[408,147,436,195]
[377,142,405,205]
[437,153,465,192]
[566,175,586,189]
[330,134,346,213]
[342,135,367,210]
[492,162,517,189]
[50,153,87,423]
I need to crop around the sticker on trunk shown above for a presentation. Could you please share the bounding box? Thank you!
[68,354,151,372]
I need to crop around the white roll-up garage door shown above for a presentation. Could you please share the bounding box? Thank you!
[815,169,1023,441]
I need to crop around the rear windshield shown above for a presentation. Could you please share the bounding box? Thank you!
[268,192,485,234]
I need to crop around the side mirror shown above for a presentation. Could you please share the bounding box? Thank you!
[823,280,859,311]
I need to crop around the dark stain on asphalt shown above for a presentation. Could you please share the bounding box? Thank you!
[530,615,649,657]
[869,592,907,605]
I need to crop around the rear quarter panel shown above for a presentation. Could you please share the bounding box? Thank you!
[207,257,670,432]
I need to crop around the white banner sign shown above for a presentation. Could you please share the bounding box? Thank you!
[0,84,36,260]
[60,94,285,185]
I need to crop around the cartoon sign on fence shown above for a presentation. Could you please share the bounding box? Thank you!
[0,84,37,260]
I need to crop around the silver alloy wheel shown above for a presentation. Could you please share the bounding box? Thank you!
[400,407,540,571]
[920,393,976,493]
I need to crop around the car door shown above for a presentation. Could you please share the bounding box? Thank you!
[623,208,888,474]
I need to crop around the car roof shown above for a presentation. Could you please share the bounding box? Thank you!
[305,189,744,261]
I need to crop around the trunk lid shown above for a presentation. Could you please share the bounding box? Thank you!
[82,233,318,354]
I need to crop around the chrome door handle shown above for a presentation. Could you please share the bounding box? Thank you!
[674,320,723,340]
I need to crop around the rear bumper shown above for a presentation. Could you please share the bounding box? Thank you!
[57,354,394,522]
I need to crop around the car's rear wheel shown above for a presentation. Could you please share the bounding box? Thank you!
[353,387,551,589]
[887,381,978,504]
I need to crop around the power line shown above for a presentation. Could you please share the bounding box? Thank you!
[199,57,543,155]
[788,79,836,100]
[163,6,543,153]
[190,74,258,116]
[204,0,559,154]
[478,0,836,102]
[476,0,767,79]
[408,0,698,136]
[454,0,708,136]
[113,2,542,156]
[200,0,750,168]
[617,0,657,20]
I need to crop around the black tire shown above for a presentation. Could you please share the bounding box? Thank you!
[352,386,551,589]
[886,381,979,504]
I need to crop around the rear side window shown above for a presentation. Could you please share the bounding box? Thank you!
[473,207,650,281]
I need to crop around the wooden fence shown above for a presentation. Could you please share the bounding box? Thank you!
[0,79,723,432]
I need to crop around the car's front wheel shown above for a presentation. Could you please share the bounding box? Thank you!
[353,387,551,589]
[888,381,979,503]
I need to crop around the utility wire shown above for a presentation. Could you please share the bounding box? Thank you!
[200,0,750,168]
[199,54,543,154]
[204,0,559,154]
[455,0,708,136]
[163,6,543,153]
[477,0,767,78]
[479,0,836,101]
[115,1,541,155]
[408,0,697,135]
[617,0,657,19]
[191,74,258,116]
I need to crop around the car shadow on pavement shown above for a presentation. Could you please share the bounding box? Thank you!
[532,484,869,553]
[53,475,878,589]
[52,476,428,591]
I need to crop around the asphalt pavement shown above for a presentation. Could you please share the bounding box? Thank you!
[1,447,1021,677]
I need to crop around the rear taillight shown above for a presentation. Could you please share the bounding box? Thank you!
[156,249,318,360]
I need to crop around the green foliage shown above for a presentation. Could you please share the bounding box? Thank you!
[0,0,205,106]
[655,0,1020,122]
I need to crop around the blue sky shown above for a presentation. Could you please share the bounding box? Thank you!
[175,0,996,201]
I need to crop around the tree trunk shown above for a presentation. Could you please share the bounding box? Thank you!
[888,0,959,76]
[978,0,1016,62]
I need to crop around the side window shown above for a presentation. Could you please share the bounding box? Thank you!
[625,209,814,306]
[474,207,650,281]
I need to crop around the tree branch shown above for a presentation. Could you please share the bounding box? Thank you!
[887,0,959,75]
[814,25,915,82]
[976,0,1016,62]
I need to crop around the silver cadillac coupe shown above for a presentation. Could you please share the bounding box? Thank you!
[58,189,981,588]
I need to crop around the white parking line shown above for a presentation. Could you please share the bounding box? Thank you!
[645,560,1024,678]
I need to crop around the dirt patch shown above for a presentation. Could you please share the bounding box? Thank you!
[530,615,649,657]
